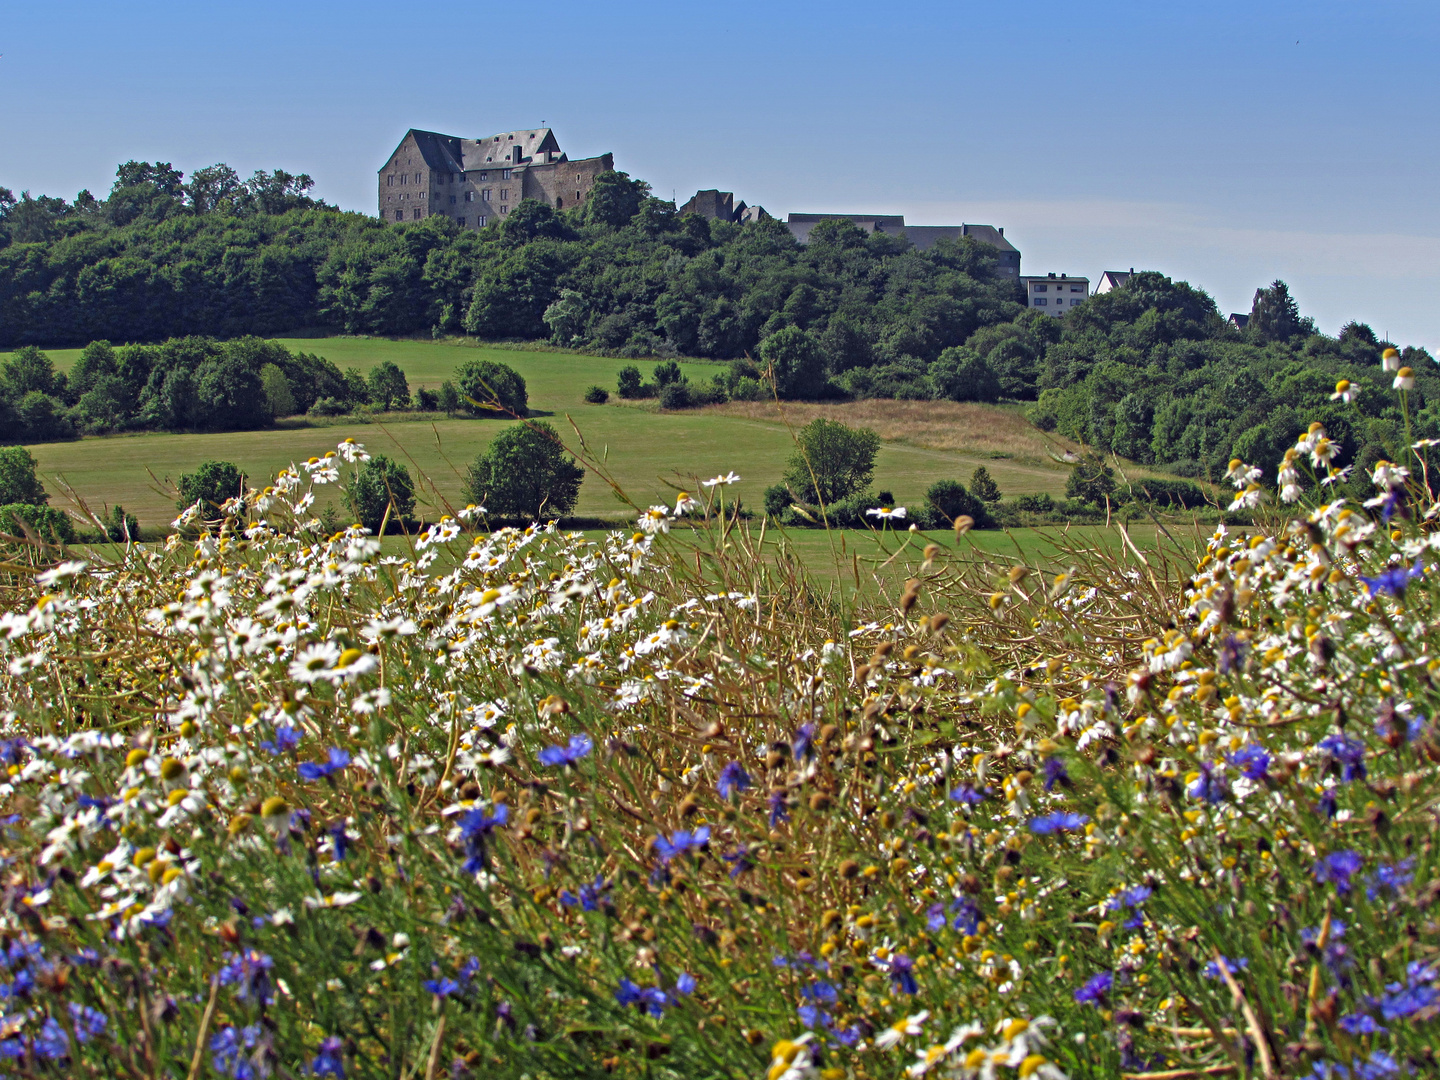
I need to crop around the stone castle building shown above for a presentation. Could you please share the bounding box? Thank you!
[379,127,612,228]
[677,189,770,224]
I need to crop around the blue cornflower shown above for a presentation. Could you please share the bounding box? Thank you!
[926,902,946,932]
[1116,885,1153,908]
[1106,885,1152,929]
[259,724,301,755]
[218,950,275,1005]
[948,784,987,805]
[1188,761,1230,804]
[1339,1013,1386,1035]
[721,845,755,878]
[1226,744,1270,781]
[423,978,460,998]
[674,972,696,995]
[1028,812,1089,834]
[1318,734,1367,783]
[1359,562,1423,599]
[797,1003,824,1029]
[560,875,608,911]
[655,826,710,863]
[1203,956,1249,980]
[1375,710,1426,746]
[1073,971,1112,1005]
[210,1024,262,1080]
[793,723,816,762]
[328,822,350,861]
[68,1003,107,1043]
[458,957,481,987]
[767,790,790,826]
[1314,850,1364,893]
[928,897,980,934]
[33,1017,68,1061]
[1380,982,1438,1021]
[538,734,593,768]
[801,981,838,1004]
[949,897,980,935]
[1368,858,1416,901]
[457,803,508,874]
[1041,756,1070,792]
[885,953,917,995]
[312,1035,346,1078]
[614,978,669,1017]
[297,747,351,781]
[717,760,751,799]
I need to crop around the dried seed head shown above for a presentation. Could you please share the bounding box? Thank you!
[954,515,975,536]
[928,613,950,633]
[838,859,861,879]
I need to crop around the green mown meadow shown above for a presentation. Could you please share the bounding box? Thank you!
[11,337,1087,531]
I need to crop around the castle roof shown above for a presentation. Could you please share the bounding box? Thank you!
[382,128,565,173]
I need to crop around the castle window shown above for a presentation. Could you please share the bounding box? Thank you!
[414,173,422,184]
[478,215,488,227]
[387,175,394,186]
[556,198,562,208]
[502,169,512,180]
[479,171,488,181]
[576,191,580,201]
[449,195,456,205]
[457,217,466,226]
[482,189,491,202]
[394,210,403,220]
[413,209,422,219]
[500,190,509,202]
[1034,298,1047,306]
[465,191,474,203]
[500,206,508,215]
[399,174,407,185]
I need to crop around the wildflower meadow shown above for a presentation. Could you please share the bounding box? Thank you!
[1,366,1439,1079]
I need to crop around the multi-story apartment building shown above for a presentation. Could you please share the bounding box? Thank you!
[379,128,612,228]
[1020,273,1089,316]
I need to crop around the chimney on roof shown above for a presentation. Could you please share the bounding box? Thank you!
[1130,267,1134,274]
[998,227,1003,236]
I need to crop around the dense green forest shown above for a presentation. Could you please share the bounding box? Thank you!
[2,160,1436,481]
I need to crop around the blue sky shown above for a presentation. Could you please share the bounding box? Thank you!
[4,0,1438,347]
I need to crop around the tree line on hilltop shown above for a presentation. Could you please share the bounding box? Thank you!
[2,160,1437,486]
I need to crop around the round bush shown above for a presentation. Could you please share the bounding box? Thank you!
[583,385,609,404]
[658,382,691,410]
[466,421,584,519]
[454,359,528,417]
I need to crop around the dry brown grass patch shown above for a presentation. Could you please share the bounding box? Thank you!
[705,399,1081,460]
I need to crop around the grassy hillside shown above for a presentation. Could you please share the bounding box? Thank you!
[16,337,1090,528]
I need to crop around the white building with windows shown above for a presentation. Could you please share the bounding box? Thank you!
[1020,273,1089,316]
